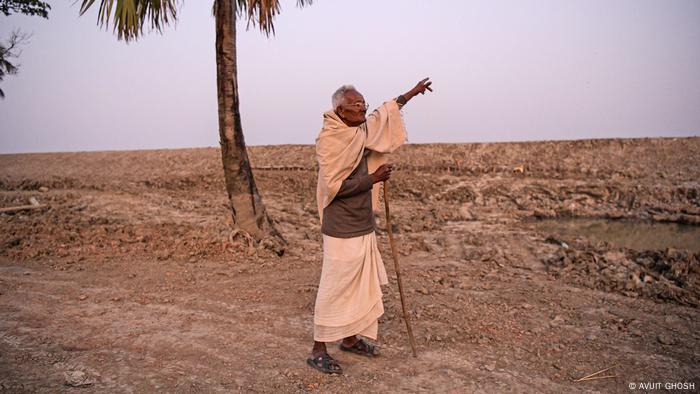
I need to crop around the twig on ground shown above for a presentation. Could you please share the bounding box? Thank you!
[577,375,617,382]
[574,365,618,382]
[0,197,45,214]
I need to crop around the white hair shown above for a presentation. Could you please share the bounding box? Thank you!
[331,84,357,110]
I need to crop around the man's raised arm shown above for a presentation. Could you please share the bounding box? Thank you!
[396,77,434,108]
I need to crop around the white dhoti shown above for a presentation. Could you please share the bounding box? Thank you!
[313,232,388,342]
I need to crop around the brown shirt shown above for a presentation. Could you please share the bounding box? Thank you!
[321,149,375,238]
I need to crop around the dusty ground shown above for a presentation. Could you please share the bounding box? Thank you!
[1,137,698,393]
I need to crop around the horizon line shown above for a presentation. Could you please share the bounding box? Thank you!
[1,135,698,156]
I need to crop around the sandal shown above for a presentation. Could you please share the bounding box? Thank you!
[306,353,343,375]
[339,338,378,357]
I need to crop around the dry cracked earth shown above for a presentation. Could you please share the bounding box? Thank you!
[1,137,698,393]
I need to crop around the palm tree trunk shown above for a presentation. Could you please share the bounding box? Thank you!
[214,0,283,246]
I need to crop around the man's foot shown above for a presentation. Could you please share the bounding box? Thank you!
[339,338,379,357]
[306,352,343,374]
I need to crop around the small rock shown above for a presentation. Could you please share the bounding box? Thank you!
[38,186,49,192]
[417,288,430,295]
[544,236,567,248]
[458,206,475,220]
[64,370,94,387]
[550,315,565,326]
[657,333,676,345]
[631,329,642,337]
[484,362,496,371]
[78,295,88,301]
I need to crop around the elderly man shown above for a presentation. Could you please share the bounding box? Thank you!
[308,78,433,374]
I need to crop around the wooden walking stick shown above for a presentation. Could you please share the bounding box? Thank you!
[383,180,418,357]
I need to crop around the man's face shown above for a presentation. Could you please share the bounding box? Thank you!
[336,90,368,127]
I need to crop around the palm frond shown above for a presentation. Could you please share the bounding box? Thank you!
[236,0,312,36]
[0,58,19,76]
[0,29,28,90]
[79,0,179,42]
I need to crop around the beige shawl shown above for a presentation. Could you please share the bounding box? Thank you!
[315,100,407,223]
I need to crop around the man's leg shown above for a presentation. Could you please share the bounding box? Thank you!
[341,336,359,347]
[311,336,359,356]
[308,341,342,374]
[311,341,327,357]
[339,335,378,357]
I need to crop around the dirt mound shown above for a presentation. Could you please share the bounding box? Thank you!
[542,238,700,306]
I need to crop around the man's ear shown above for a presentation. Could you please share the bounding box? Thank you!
[335,106,347,121]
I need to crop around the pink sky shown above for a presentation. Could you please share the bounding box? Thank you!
[0,0,698,153]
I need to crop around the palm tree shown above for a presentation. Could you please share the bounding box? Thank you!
[78,0,311,252]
